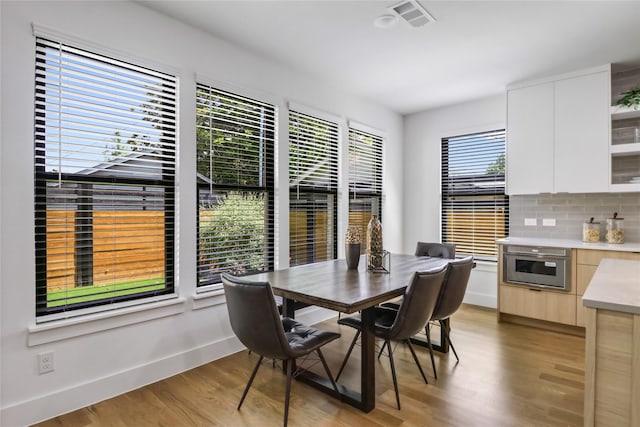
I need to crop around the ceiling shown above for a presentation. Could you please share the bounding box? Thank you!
[137,1,640,115]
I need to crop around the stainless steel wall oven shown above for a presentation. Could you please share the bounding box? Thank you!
[503,245,572,291]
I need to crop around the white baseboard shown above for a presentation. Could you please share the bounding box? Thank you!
[1,305,337,427]
[1,337,240,426]
[463,291,497,309]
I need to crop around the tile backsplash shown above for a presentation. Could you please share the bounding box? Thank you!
[509,193,640,242]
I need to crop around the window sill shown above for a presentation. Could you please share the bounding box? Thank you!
[472,260,497,272]
[192,287,226,310]
[28,296,186,346]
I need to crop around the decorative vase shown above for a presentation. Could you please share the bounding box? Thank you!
[345,243,361,270]
[345,226,361,270]
[367,216,383,270]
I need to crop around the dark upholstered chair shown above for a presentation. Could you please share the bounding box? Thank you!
[424,256,474,379]
[221,273,340,427]
[414,241,456,258]
[380,242,456,312]
[335,266,447,410]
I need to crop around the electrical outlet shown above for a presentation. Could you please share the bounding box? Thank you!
[542,218,556,227]
[524,218,537,226]
[38,351,54,374]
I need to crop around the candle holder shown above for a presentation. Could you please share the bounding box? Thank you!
[367,249,390,274]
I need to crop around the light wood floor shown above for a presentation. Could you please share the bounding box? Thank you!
[34,305,585,426]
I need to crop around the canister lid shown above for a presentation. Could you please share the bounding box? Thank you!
[609,212,624,220]
[584,217,600,224]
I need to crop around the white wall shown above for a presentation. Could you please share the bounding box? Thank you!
[0,1,403,425]
[402,95,506,308]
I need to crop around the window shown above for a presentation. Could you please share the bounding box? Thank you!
[348,127,383,253]
[441,129,508,261]
[34,38,177,317]
[196,84,275,286]
[289,110,339,266]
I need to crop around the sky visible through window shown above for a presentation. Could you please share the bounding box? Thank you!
[40,43,170,175]
[446,131,505,178]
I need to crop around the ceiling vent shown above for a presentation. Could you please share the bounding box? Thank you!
[389,0,436,28]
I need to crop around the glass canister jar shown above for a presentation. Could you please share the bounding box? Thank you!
[606,212,624,244]
[583,218,600,243]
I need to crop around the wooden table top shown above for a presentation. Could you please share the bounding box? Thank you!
[245,254,451,314]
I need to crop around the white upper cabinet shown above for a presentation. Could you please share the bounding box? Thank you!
[506,66,610,195]
[506,82,554,194]
[554,71,609,193]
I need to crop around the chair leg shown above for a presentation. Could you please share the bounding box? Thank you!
[238,355,264,410]
[425,323,437,379]
[336,330,360,381]
[317,349,340,394]
[284,358,293,427]
[386,339,401,410]
[406,339,429,384]
[440,320,459,362]
[377,340,387,359]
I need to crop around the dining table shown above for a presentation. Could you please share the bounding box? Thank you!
[243,253,453,412]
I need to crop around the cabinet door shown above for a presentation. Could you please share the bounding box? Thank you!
[499,284,576,325]
[506,82,554,194]
[554,72,609,193]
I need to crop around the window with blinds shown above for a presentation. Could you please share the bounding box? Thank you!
[34,38,177,317]
[348,127,383,253]
[441,129,508,261]
[289,110,338,266]
[196,84,275,286]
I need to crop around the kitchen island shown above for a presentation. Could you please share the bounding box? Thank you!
[583,258,640,427]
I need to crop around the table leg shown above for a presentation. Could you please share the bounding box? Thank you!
[282,298,296,319]
[281,298,296,374]
[291,307,376,413]
[359,307,376,412]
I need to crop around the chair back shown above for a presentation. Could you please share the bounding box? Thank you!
[221,273,291,360]
[432,256,474,321]
[387,266,447,340]
[414,242,456,259]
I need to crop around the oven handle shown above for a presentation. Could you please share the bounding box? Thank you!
[504,253,570,261]
[504,246,571,258]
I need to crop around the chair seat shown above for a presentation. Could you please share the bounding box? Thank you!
[337,306,398,338]
[380,301,401,311]
[283,318,340,357]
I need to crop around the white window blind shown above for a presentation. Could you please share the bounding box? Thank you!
[289,110,338,266]
[196,84,275,285]
[348,127,383,252]
[34,38,177,317]
[441,129,508,261]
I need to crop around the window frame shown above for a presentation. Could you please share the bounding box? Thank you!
[33,37,177,318]
[441,128,509,261]
[195,83,276,288]
[347,126,384,253]
[288,110,339,267]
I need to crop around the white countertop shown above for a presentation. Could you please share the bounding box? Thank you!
[496,237,640,252]
[582,259,640,315]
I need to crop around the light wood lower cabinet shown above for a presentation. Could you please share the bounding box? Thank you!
[576,250,640,327]
[584,307,640,426]
[576,264,598,327]
[499,284,577,325]
[498,245,640,329]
